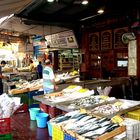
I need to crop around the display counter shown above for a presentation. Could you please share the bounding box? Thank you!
[57,77,131,99]
[33,93,140,117]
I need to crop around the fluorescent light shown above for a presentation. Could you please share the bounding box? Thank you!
[47,0,54,2]
[97,9,104,14]
[82,0,88,5]
[0,14,14,25]
[0,16,8,25]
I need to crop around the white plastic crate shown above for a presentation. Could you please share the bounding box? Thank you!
[123,118,140,140]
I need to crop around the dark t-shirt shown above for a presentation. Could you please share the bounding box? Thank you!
[37,64,43,73]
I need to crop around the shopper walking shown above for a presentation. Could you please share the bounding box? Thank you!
[0,60,8,94]
[37,61,43,79]
[43,59,57,94]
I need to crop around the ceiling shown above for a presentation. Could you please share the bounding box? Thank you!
[15,0,140,29]
[0,17,68,36]
[0,0,32,18]
[0,0,140,38]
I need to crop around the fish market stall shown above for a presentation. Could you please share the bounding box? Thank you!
[48,110,126,140]
[8,79,43,95]
[86,99,140,119]
[33,85,95,107]
[56,95,116,112]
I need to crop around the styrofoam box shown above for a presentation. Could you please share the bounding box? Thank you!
[123,118,140,140]
[112,132,127,140]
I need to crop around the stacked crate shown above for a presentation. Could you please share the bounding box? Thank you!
[28,90,44,107]
[0,118,12,140]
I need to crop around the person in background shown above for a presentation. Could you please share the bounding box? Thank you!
[0,60,8,95]
[29,59,35,72]
[43,59,58,94]
[37,61,43,79]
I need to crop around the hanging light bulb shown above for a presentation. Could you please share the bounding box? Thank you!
[97,9,104,14]
[82,0,88,5]
[47,0,54,2]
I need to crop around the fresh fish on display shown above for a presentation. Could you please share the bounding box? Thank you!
[97,117,109,123]
[82,125,111,138]
[85,117,98,124]
[75,115,93,124]
[71,113,87,120]
[54,115,71,123]
[99,121,111,127]
[82,130,99,138]
[77,124,100,135]
[104,123,119,133]
[65,110,80,117]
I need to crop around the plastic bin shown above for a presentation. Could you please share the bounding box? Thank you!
[47,121,52,137]
[28,90,44,106]
[52,125,64,140]
[13,104,28,114]
[49,106,62,118]
[123,118,140,140]
[39,103,49,114]
[126,109,140,121]
[0,118,11,135]
[36,113,49,128]
[29,103,39,108]
[29,108,40,120]
[64,133,76,140]
[0,134,12,140]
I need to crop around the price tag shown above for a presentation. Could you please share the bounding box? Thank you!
[100,95,108,100]
[111,115,124,124]
[78,88,88,93]
[67,85,77,89]
[80,108,87,113]
[114,101,123,106]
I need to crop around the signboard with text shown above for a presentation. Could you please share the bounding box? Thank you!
[45,30,79,48]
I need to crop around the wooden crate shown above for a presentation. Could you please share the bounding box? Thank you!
[8,88,29,94]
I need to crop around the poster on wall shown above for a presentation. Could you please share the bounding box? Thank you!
[128,40,137,76]
[89,32,99,51]
[45,30,79,48]
[114,27,128,49]
[101,30,112,50]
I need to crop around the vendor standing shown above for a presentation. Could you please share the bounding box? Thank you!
[43,59,57,94]
[0,60,8,95]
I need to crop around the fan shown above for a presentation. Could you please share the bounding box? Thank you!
[121,32,136,44]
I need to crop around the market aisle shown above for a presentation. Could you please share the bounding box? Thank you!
[11,112,51,140]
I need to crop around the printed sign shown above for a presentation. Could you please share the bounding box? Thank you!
[45,30,79,48]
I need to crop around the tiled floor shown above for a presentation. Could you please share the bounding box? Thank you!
[11,112,51,140]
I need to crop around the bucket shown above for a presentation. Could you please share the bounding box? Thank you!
[47,121,52,137]
[29,108,40,121]
[36,113,49,128]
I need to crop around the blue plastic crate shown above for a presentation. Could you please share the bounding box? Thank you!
[64,133,76,140]
[47,121,52,137]
[28,90,44,106]
[28,90,44,99]
[28,103,39,108]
